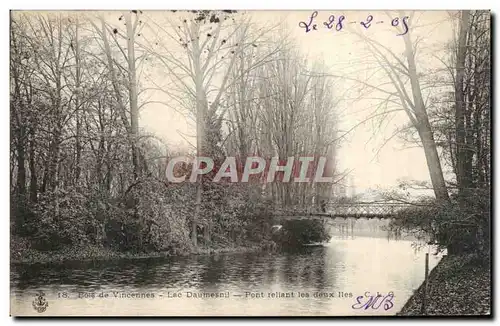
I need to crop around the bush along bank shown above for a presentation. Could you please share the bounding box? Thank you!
[389,189,491,316]
[397,254,491,316]
[11,218,329,265]
[10,235,279,265]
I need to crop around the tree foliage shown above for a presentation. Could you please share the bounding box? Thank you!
[10,11,339,256]
[388,11,490,259]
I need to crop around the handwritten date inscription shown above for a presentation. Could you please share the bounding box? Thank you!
[299,11,409,36]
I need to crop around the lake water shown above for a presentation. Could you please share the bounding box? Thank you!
[10,225,442,316]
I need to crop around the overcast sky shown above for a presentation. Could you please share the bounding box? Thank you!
[135,10,457,194]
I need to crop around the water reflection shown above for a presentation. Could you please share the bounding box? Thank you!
[11,223,442,316]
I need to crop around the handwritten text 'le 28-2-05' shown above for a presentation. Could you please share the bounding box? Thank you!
[299,11,409,36]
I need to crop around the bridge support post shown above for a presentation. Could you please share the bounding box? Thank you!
[421,253,429,314]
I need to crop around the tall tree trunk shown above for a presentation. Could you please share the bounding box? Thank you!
[125,12,140,180]
[74,16,82,186]
[125,12,142,248]
[191,27,205,247]
[15,130,26,197]
[455,10,471,196]
[402,31,450,203]
[97,17,131,134]
[11,14,26,200]
[28,129,37,203]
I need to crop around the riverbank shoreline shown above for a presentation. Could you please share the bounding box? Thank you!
[10,238,275,265]
[397,254,491,316]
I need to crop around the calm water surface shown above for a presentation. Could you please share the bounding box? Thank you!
[11,229,442,316]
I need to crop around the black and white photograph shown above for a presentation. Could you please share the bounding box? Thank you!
[9,8,492,317]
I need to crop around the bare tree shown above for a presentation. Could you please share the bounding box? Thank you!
[311,12,451,202]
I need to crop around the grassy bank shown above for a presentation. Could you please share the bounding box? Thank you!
[398,254,491,316]
[10,236,276,265]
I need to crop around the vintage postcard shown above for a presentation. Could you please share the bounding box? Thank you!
[10,9,491,317]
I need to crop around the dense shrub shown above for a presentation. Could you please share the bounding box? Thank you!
[106,177,194,253]
[27,188,97,250]
[389,189,490,259]
[274,219,331,248]
[11,174,329,257]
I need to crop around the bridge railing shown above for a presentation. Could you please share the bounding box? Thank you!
[324,202,410,216]
[274,201,413,217]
